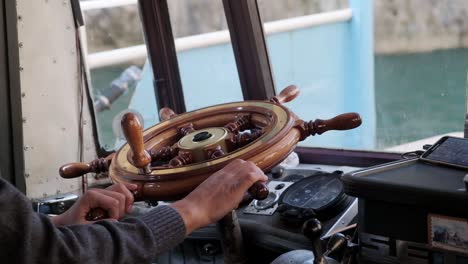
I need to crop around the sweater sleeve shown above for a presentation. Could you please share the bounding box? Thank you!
[0,178,186,264]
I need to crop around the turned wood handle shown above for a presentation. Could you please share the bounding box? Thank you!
[248,182,269,200]
[159,107,177,121]
[313,112,362,135]
[121,113,151,169]
[59,163,92,179]
[85,208,109,221]
[59,157,112,179]
[270,85,300,104]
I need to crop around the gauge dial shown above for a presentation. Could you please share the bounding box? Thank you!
[281,175,343,210]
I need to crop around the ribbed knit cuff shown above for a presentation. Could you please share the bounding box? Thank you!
[140,205,186,254]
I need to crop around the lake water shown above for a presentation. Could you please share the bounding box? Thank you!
[375,48,467,149]
[91,48,468,150]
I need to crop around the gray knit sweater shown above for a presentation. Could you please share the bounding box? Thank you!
[0,178,186,264]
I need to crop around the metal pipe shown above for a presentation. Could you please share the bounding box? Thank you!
[87,45,147,69]
[87,9,353,69]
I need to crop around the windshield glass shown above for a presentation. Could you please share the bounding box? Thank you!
[82,0,467,153]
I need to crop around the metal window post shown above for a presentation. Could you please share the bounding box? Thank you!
[138,0,186,114]
[0,0,26,191]
[222,0,276,100]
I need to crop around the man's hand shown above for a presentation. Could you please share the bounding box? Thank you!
[51,182,138,226]
[170,159,268,234]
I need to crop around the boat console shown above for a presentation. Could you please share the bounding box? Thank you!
[166,164,360,264]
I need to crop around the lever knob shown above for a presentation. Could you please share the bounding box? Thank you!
[270,85,300,104]
[121,113,151,171]
[159,107,177,121]
[324,233,348,257]
[303,219,325,264]
[248,182,269,200]
[303,218,323,240]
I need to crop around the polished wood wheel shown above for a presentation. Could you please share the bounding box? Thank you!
[60,85,361,209]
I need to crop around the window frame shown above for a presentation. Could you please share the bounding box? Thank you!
[138,0,186,114]
[222,0,276,100]
[140,0,276,108]
[0,0,26,191]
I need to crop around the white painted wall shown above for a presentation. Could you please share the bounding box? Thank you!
[17,0,97,198]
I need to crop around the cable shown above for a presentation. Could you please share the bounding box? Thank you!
[75,27,86,194]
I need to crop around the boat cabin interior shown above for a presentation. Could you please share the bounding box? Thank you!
[2,0,468,263]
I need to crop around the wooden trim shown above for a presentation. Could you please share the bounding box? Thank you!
[138,0,186,113]
[295,147,402,168]
[222,0,276,100]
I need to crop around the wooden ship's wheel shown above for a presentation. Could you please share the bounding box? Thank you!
[60,85,362,220]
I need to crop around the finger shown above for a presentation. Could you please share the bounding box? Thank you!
[242,161,268,182]
[118,182,138,191]
[97,189,127,218]
[84,190,121,220]
[223,160,248,179]
[107,183,135,213]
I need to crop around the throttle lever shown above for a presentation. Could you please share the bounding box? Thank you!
[248,181,269,200]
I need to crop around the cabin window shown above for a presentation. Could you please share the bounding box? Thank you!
[257,1,365,150]
[82,0,468,154]
[257,1,467,152]
[80,0,155,150]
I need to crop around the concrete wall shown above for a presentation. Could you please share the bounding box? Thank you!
[82,0,468,55]
[375,0,468,54]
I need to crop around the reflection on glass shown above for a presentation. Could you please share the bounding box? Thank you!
[82,1,151,150]
[90,64,144,150]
